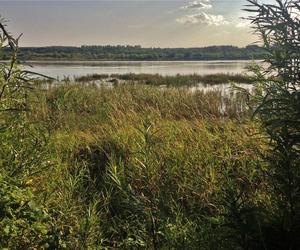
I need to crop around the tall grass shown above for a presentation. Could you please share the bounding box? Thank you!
[3,0,298,247]
[42,83,249,130]
[19,82,268,249]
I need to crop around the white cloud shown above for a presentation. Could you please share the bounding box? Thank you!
[181,0,212,10]
[177,0,229,26]
[177,12,229,26]
[235,19,251,28]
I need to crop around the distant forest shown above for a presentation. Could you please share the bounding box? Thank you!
[0,45,265,61]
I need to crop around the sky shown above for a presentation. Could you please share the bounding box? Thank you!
[0,0,272,48]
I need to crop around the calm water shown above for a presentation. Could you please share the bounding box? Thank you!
[23,60,258,79]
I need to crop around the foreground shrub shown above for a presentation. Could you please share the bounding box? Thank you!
[220,1,300,249]
[0,174,51,249]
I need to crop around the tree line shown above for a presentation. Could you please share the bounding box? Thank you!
[0,44,265,60]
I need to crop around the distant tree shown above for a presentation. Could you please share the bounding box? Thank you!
[1,44,266,61]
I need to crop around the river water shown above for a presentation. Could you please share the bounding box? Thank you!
[23,60,258,79]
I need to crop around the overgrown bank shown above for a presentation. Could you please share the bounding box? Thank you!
[1,0,300,248]
[2,82,268,249]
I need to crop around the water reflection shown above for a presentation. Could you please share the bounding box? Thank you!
[188,82,253,93]
[23,60,260,79]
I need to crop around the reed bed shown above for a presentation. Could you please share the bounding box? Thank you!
[14,83,269,249]
[74,73,254,86]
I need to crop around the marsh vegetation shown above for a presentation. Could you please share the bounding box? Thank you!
[0,0,299,249]
[74,73,255,87]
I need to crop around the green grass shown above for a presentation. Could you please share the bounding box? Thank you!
[2,82,268,249]
[2,0,298,246]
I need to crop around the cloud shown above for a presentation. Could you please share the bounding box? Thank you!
[181,0,212,10]
[177,12,229,26]
[235,19,251,28]
[177,0,229,26]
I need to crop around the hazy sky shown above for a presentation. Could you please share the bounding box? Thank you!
[0,0,272,47]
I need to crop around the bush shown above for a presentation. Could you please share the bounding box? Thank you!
[0,174,52,249]
[0,18,67,249]
[222,1,300,249]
